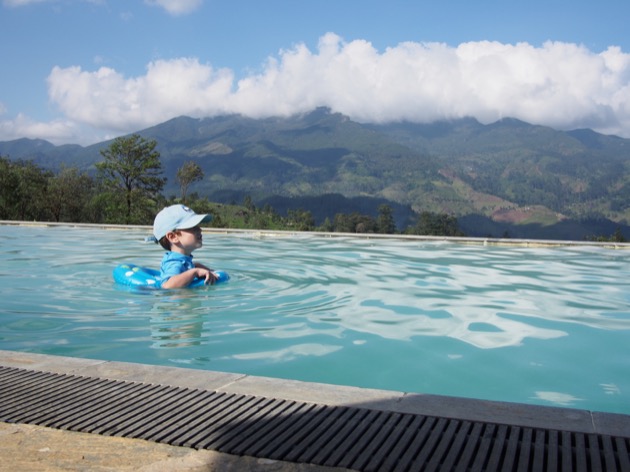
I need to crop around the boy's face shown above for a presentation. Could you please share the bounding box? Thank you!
[167,225,203,255]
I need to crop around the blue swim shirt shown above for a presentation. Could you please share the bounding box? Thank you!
[160,251,195,284]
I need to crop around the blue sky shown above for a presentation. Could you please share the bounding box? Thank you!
[1,0,630,145]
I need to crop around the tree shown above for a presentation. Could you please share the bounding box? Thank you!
[243,195,255,211]
[588,226,628,242]
[0,157,51,221]
[412,211,464,236]
[333,213,354,233]
[612,227,627,242]
[286,209,315,231]
[47,166,95,222]
[377,204,397,234]
[319,217,334,232]
[95,134,166,224]
[333,212,377,233]
[176,161,204,204]
[0,156,19,219]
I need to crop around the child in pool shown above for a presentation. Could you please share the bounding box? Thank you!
[153,204,218,289]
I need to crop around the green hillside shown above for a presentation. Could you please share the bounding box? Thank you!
[2,108,629,239]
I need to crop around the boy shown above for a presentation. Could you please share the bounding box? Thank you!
[153,204,218,289]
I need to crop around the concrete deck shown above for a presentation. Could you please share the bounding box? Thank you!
[0,421,345,472]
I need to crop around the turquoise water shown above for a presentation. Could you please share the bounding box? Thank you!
[1,224,629,414]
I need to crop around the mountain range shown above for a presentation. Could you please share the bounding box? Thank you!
[2,107,629,240]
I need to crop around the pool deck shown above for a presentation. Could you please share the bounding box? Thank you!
[1,350,629,471]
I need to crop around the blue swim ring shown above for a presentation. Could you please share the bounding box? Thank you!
[113,263,229,289]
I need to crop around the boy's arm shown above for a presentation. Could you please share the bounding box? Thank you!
[161,267,217,289]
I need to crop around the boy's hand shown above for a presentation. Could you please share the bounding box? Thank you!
[196,268,218,285]
[194,262,216,284]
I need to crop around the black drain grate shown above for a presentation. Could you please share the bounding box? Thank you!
[1,366,629,471]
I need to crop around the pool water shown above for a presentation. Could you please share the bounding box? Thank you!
[1,225,629,414]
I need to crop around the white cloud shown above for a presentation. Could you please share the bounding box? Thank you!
[144,0,202,16]
[4,34,630,145]
[47,59,235,132]
[0,113,78,143]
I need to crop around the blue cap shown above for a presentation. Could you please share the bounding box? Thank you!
[153,204,212,241]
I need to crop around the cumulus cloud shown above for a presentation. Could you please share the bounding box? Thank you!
[144,0,202,16]
[0,113,79,142]
[47,58,235,132]
[4,33,630,144]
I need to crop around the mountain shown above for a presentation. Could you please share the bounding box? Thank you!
[2,108,629,239]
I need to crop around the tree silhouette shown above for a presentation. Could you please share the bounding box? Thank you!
[377,204,397,233]
[96,134,165,224]
[177,161,204,204]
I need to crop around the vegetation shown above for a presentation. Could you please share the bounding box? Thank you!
[48,165,97,222]
[0,158,52,221]
[411,211,465,237]
[95,134,165,224]
[0,153,463,237]
[587,227,627,243]
[176,160,204,204]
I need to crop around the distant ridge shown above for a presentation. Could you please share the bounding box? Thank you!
[2,108,629,239]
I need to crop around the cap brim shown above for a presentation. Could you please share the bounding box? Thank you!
[177,213,212,230]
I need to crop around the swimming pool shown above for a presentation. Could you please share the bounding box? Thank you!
[1,224,629,414]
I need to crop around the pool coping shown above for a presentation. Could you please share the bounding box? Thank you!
[1,350,629,439]
[2,219,630,249]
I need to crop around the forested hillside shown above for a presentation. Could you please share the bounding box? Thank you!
[2,108,629,240]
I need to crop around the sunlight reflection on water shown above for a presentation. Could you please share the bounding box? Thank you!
[1,224,629,413]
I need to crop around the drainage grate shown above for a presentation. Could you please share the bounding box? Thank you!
[1,366,629,471]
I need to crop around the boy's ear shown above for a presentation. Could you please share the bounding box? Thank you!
[165,231,179,242]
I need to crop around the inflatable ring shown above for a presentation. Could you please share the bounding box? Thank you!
[113,263,229,289]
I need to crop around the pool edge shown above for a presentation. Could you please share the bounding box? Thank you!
[2,349,628,438]
[2,219,630,249]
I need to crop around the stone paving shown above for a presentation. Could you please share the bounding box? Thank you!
[0,422,346,472]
